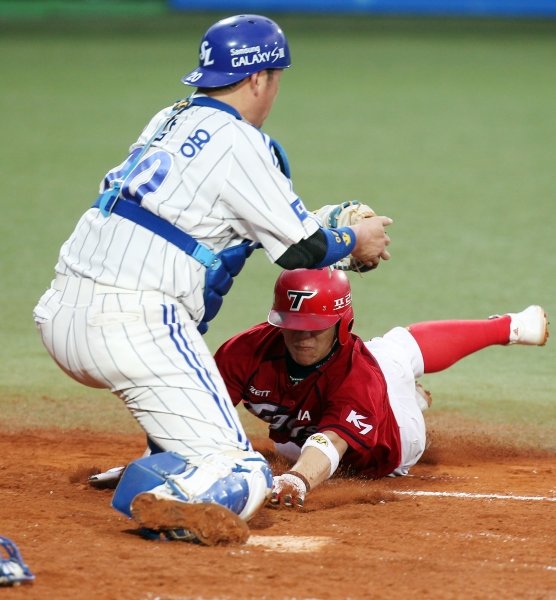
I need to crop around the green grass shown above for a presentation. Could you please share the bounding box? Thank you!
[1,15,554,446]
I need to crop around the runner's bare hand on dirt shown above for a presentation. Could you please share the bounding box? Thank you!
[269,472,308,508]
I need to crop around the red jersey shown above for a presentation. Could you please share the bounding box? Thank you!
[214,323,401,479]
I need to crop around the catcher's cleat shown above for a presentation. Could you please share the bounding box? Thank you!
[491,305,549,346]
[88,466,125,489]
[131,492,250,546]
[415,382,433,412]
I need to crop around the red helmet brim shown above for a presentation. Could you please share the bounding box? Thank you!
[267,310,339,331]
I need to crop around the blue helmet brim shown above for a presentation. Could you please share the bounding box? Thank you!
[181,65,290,88]
[181,68,252,88]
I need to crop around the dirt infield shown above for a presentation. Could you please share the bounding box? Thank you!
[0,419,554,600]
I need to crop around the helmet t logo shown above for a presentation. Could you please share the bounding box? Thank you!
[287,290,317,311]
[200,41,215,66]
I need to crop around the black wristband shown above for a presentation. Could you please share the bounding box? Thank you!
[285,470,311,493]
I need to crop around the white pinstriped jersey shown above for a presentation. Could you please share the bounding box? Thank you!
[55,97,319,323]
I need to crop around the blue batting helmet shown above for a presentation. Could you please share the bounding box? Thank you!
[182,14,291,88]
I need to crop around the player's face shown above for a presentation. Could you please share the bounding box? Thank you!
[281,325,337,366]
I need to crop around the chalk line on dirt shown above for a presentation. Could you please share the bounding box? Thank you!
[247,535,330,552]
[393,490,556,502]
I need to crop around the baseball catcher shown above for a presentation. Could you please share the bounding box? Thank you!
[34,14,392,544]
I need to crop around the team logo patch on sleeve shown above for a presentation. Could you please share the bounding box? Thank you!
[290,198,308,221]
[343,408,374,436]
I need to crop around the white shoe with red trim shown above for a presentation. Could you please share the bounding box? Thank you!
[499,305,549,346]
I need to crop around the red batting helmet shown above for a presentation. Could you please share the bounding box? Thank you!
[267,268,354,345]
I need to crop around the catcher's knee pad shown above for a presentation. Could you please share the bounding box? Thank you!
[112,450,272,522]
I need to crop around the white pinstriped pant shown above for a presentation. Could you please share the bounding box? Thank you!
[33,275,251,459]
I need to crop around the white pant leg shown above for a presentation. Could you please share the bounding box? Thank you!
[365,326,426,476]
[33,276,251,459]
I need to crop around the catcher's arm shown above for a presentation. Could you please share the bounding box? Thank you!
[270,431,348,508]
[314,201,392,272]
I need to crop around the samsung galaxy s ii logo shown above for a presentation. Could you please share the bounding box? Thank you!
[231,47,286,68]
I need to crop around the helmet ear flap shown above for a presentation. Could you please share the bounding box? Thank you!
[337,307,354,345]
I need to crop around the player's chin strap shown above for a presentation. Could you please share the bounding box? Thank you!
[91,94,291,334]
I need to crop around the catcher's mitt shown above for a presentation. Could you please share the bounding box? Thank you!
[313,201,377,272]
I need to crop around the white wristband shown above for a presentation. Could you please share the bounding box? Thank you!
[301,433,340,478]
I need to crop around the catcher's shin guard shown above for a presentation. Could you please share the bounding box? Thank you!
[112,452,188,518]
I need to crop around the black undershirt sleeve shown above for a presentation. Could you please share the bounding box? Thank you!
[275,229,327,269]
